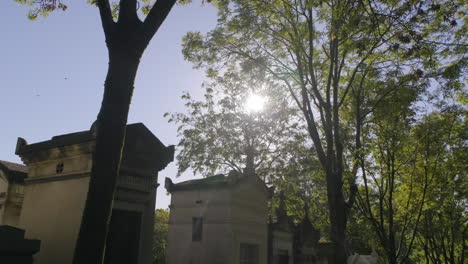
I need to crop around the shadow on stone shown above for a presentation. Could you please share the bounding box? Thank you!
[0,225,40,264]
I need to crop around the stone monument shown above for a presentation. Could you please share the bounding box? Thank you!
[15,123,174,264]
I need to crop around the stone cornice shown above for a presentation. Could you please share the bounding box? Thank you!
[24,172,90,185]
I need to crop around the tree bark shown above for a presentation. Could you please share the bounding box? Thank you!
[326,170,347,264]
[71,1,177,263]
[73,47,142,264]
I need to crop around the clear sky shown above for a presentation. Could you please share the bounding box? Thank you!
[0,1,217,209]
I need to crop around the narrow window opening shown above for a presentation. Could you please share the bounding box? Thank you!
[56,162,64,174]
[192,217,203,241]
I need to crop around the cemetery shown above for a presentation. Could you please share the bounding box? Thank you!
[1,1,465,264]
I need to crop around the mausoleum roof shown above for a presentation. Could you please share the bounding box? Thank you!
[165,171,273,198]
[0,160,27,182]
[168,174,229,190]
[0,160,28,174]
[15,123,174,172]
[16,123,165,155]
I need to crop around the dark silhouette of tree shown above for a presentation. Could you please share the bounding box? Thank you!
[73,1,179,263]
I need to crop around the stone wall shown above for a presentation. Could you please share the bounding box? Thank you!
[167,175,270,264]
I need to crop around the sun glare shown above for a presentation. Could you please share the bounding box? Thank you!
[245,94,267,113]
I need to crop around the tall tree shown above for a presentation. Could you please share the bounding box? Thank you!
[350,53,467,262]
[412,110,467,264]
[73,1,180,262]
[16,0,182,263]
[167,68,307,181]
[353,83,426,264]
[181,1,466,262]
[355,107,468,264]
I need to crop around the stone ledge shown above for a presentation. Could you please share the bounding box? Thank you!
[24,173,89,185]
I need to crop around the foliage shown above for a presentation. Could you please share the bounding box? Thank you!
[15,0,467,262]
[353,82,424,263]
[271,148,330,234]
[15,0,216,20]
[180,0,466,263]
[153,209,169,264]
[352,82,467,263]
[166,68,307,182]
[411,110,468,264]
[14,0,68,20]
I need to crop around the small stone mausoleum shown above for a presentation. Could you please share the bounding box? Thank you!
[2,123,174,264]
[0,160,27,227]
[165,172,272,264]
[165,171,299,264]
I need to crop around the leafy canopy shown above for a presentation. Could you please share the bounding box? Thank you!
[167,67,308,182]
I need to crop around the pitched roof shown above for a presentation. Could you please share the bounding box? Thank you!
[0,160,28,174]
[0,160,28,183]
[169,174,229,190]
[165,171,272,195]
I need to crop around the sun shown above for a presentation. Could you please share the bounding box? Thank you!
[245,94,267,113]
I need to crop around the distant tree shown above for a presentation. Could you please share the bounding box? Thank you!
[352,80,467,264]
[353,83,425,264]
[153,209,169,264]
[167,68,307,181]
[412,111,467,264]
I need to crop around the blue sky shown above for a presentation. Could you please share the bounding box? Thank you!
[0,1,218,209]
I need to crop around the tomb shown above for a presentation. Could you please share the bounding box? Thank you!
[14,123,174,264]
[165,171,273,264]
[0,160,27,227]
[268,194,294,264]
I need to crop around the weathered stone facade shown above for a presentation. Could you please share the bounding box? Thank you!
[165,172,273,264]
[268,195,294,264]
[8,123,173,264]
[0,160,27,227]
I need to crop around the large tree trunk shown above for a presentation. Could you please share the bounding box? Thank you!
[73,47,142,264]
[71,1,177,263]
[326,171,347,264]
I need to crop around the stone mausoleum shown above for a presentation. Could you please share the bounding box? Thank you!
[0,122,349,264]
[165,171,297,264]
[0,123,174,264]
[0,160,27,227]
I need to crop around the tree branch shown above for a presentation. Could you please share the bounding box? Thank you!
[97,0,115,38]
[118,0,140,24]
[142,0,178,43]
